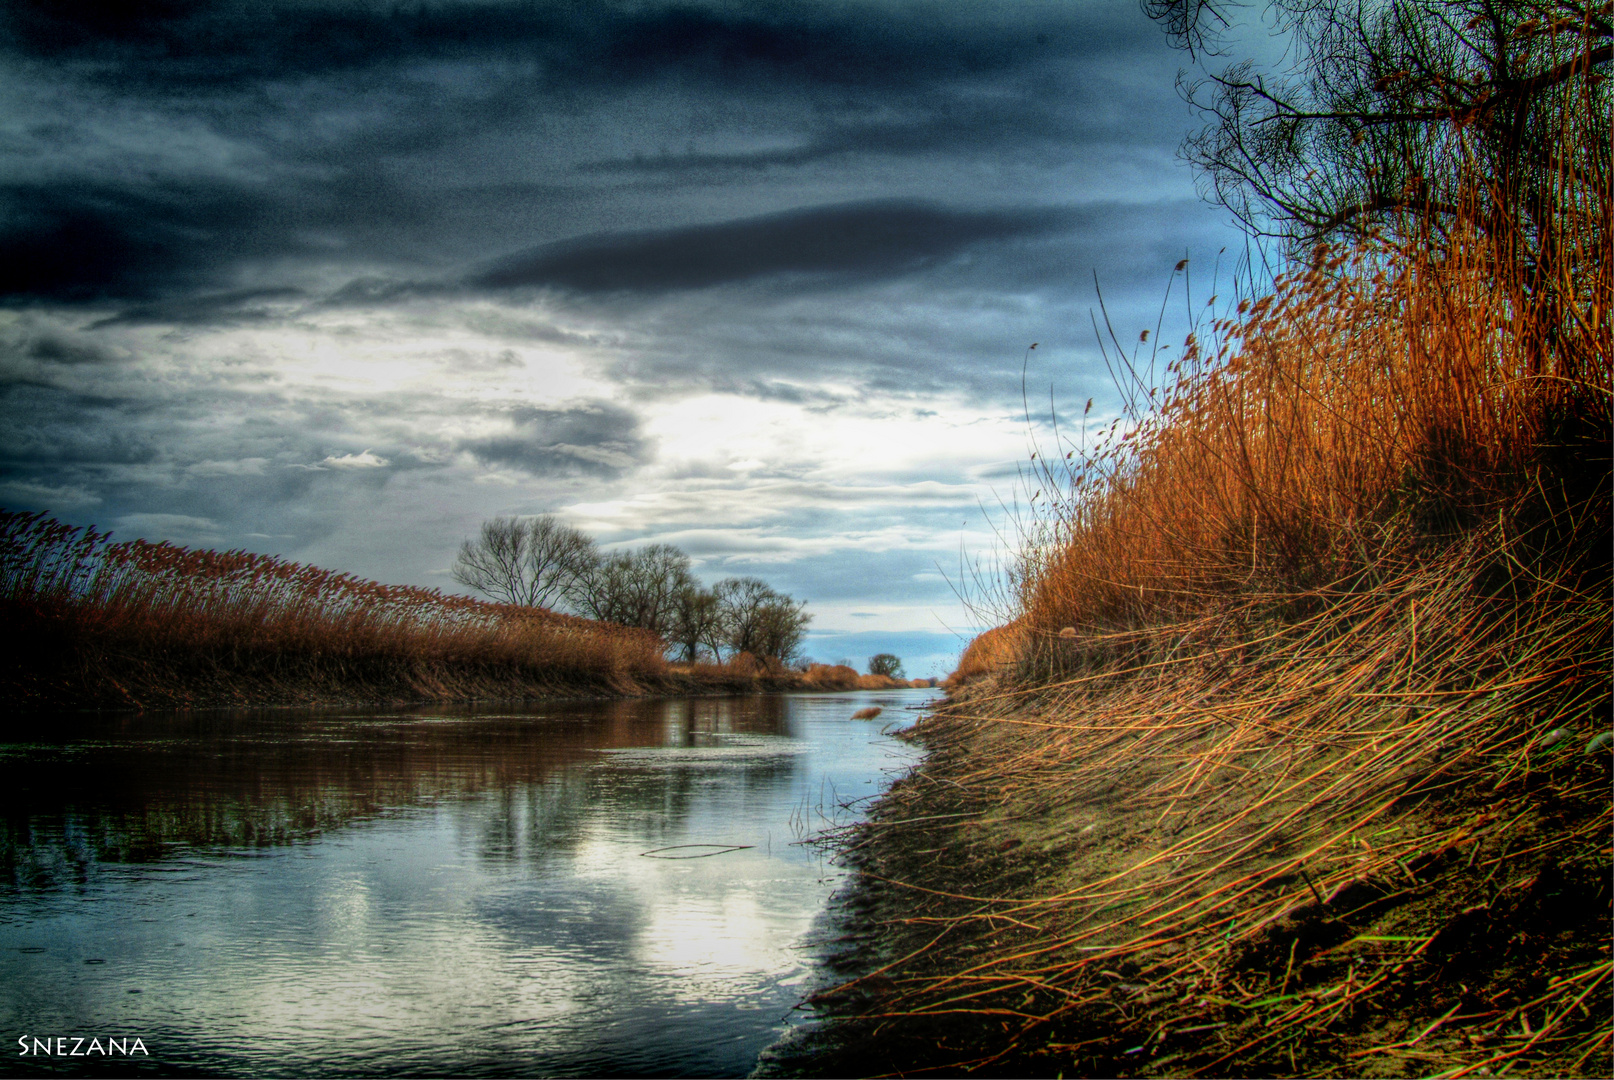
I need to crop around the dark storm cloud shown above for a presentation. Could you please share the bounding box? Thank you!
[321,277,437,309]
[0,180,285,301]
[578,89,1136,176]
[460,401,649,478]
[0,0,1124,94]
[0,1,1172,306]
[0,383,159,465]
[472,200,1081,295]
[23,332,119,366]
[575,196,1230,402]
[90,287,306,327]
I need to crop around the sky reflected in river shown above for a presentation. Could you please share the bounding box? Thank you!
[0,691,932,1076]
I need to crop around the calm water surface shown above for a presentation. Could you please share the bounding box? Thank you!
[0,690,934,1076]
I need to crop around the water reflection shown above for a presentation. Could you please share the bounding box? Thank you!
[1,696,805,887]
[0,691,930,1077]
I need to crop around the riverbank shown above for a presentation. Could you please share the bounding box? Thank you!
[1,510,925,712]
[776,172,1610,1075]
[2,605,918,712]
[779,553,1611,1075]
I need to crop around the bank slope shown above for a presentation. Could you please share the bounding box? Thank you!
[788,208,1610,1076]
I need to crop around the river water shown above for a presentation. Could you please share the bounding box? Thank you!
[0,690,934,1076]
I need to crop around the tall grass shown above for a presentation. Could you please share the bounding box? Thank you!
[1015,205,1607,668]
[0,511,667,708]
[824,522,1610,1074]
[824,83,1610,1077]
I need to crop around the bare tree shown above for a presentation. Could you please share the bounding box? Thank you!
[453,524,812,663]
[714,576,811,664]
[668,584,721,663]
[753,593,811,666]
[1144,0,1609,384]
[713,577,775,658]
[1149,0,1609,255]
[571,544,695,637]
[451,515,596,609]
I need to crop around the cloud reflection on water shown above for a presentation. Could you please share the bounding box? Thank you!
[0,691,930,1076]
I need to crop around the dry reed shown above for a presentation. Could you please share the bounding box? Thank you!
[0,512,668,709]
[799,97,1610,1076]
[1018,208,1607,669]
[819,523,1609,1075]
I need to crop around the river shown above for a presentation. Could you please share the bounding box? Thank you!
[0,690,935,1076]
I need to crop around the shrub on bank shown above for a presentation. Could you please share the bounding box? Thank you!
[794,663,910,691]
[798,663,861,690]
[946,620,1026,687]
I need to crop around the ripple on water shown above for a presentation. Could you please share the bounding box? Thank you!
[0,691,935,1076]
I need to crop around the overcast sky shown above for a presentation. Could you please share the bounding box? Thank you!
[0,0,1254,676]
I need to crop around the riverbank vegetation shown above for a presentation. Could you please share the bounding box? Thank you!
[0,510,918,710]
[452,514,813,665]
[795,2,1610,1076]
[0,509,668,709]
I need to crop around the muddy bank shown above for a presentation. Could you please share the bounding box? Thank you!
[779,633,1611,1076]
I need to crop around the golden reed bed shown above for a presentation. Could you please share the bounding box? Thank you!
[789,133,1610,1076]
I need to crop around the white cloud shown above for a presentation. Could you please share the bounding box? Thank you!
[320,449,390,469]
